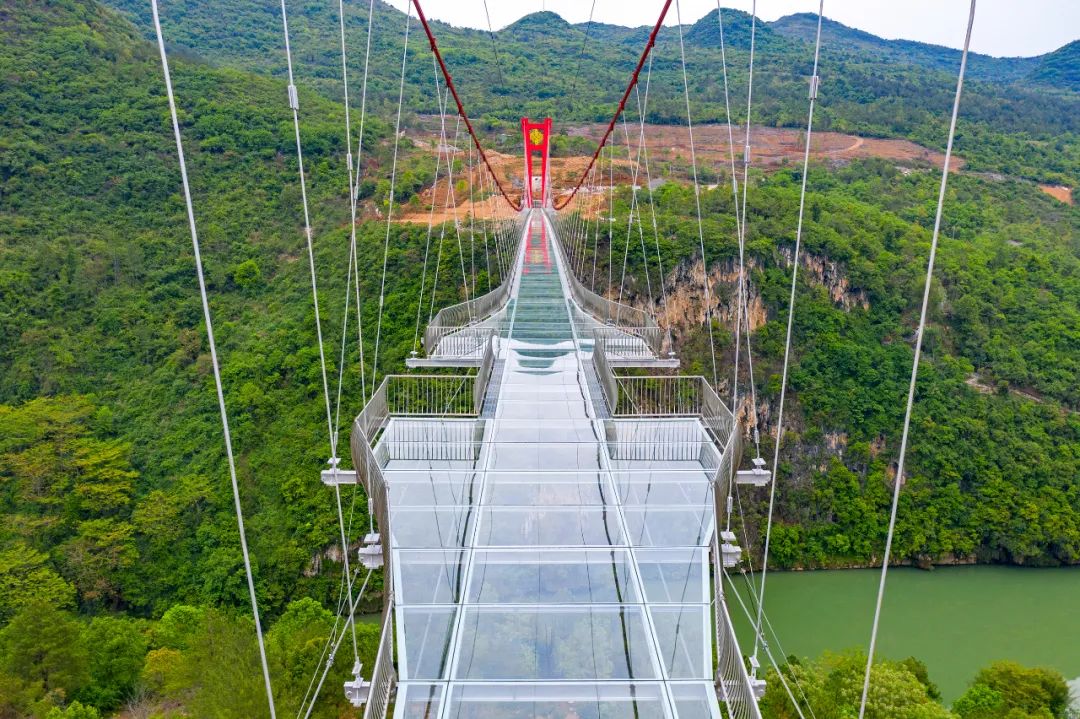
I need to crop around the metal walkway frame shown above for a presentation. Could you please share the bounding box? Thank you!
[349,210,761,719]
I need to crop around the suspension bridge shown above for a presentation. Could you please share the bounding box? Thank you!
[150,0,978,716]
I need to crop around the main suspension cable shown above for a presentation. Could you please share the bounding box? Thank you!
[150,2,276,715]
[857,2,976,715]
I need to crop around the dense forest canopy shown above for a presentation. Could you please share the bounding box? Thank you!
[0,0,1077,716]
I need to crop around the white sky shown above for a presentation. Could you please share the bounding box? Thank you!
[401,0,1079,58]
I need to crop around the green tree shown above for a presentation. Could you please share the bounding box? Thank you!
[45,701,101,719]
[953,661,1070,719]
[0,601,89,703]
[78,616,148,710]
[0,543,75,622]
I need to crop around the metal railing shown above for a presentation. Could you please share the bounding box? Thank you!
[473,334,496,415]
[548,214,656,330]
[712,545,763,719]
[592,337,618,415]
[361,594,396,719]
[423,216,526,355]
[609,375,736,444]
[592,325,665,360]
[424,326,496,359]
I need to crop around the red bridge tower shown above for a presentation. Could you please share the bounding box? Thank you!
[520,117,552,208]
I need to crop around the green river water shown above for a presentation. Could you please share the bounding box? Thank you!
[729,566,1080,703]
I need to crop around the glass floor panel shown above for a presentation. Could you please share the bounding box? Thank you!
[442,682,671,719]
[467,549,640,604]
[453,606,658,680]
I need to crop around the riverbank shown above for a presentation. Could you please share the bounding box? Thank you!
[729,565,1080,704]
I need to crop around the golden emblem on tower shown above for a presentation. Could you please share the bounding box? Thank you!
[529,128,544,146]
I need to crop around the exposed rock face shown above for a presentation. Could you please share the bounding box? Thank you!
[616,248,869,341]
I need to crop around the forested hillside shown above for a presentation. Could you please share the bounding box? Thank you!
[1,0,1078,716]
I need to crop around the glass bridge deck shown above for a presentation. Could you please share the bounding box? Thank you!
[380,212,723,718]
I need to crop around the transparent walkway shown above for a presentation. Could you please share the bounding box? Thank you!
[382,212,723,718]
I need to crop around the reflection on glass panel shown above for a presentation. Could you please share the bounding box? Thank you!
[669,683,721,718]
[401,608,456,680]
[468,550,639,604]
[485,473,611,506]
[477,507,625,547]
[635,549,707,604]
[491,420,597,443]
[444,683,670,719]
[397,550,464,605]
[455,607,657,681]
[622,508,712,547]
[489,442,602,471]
[395,683,444,719]
[615,478,712,507]
[391,507,474,549]
[649,606,709,679]
[387,475,479,506]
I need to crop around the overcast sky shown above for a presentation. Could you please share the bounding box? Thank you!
[403,0,1078,57]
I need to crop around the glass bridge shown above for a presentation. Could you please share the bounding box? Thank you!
[347,210,759,719]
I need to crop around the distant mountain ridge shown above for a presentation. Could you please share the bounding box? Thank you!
[70,0,1080,184]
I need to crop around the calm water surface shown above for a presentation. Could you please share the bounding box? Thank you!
[729,566,1080,703]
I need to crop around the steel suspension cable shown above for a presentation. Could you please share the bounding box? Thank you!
[412,0,521,210]
[350,0,377,405]
[300,568,375,719]
[858,3,976,715]
[754,0,825,667]
[371,3,412,389]
[569,0,597,95]
[554,0,673,210]
[675,0,719,387]
[735,2,764,460]
[428,114,464,324]
[150,2,276,715]
[280,0,361,666]
[630,67,672,343]
[481,0,504,88]
[412,70,452,355]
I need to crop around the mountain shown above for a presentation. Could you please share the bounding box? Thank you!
[1027,39,1080,91]
[769,13,1039,83]
[100,1,1080,186]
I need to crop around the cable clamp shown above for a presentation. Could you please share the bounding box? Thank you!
[809,74,820,100]
[347,152,354,173]
[743,144,751,165]
[287,83,299,111]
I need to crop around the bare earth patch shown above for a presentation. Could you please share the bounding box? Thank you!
[1039,184,1074,205]
[397,121,962,222]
